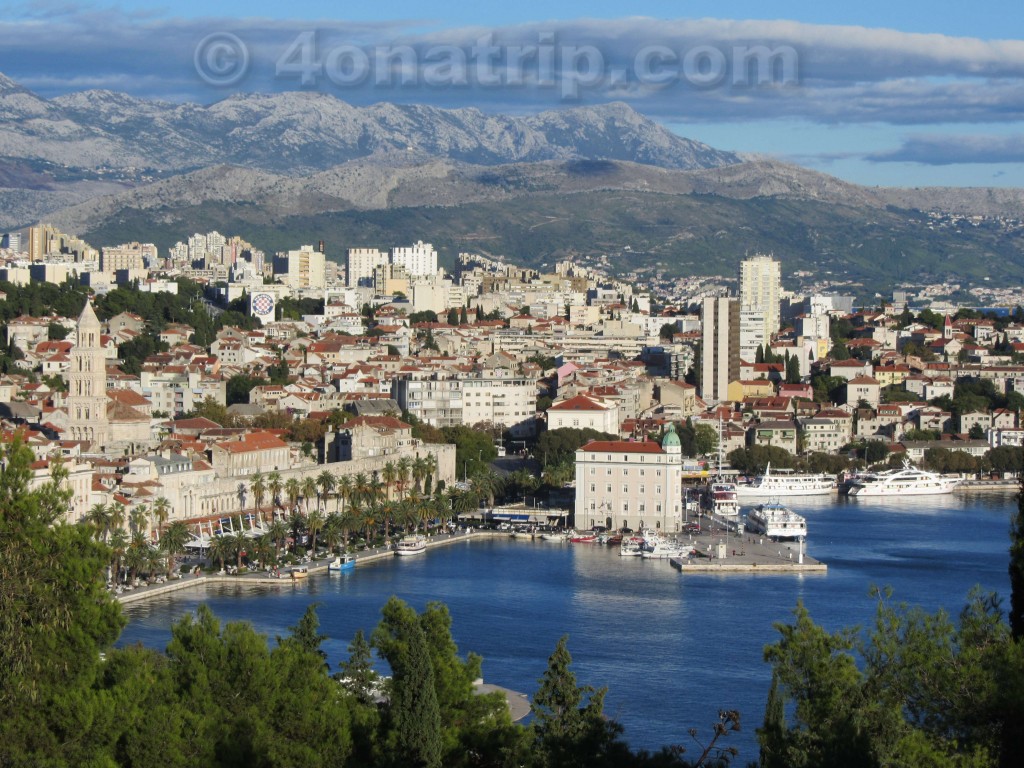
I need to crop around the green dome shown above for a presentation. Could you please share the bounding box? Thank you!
[662,423,681,448]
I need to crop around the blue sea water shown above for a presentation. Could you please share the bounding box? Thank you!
[119,492,1015,761]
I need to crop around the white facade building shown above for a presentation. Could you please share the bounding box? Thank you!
[573,426,684,533]
[739,254,781,344]
[391,241,438,278]
[346,248,388,287]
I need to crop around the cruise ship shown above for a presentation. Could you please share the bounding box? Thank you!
[845,462,960,497]
[745,502,808,540]
[734,464,835,499]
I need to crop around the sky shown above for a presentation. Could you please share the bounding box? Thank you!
[2,1,1023,188]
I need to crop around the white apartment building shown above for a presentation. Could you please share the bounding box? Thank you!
[347,248,388,287]
[573,426,684,533]
[461,374,537,437]
[739,309,767,362]
[739,254,781,343]
[273,245,326,290]
[392,373,463,428]
[393,371,536,435]
[391,240,437,278]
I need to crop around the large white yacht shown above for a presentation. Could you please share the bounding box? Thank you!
[845,462,960,497]
[734,464,835,499]
[745,502,808,540]
[705,481,741,517]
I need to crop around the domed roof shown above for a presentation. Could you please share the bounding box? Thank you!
[662,423,681,448]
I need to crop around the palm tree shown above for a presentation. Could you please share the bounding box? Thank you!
[85,502,112,541]
[267,471,283,514]
[109,501,127,538]
[208,535,233,573]
[368,474,385,509]
[285,477,301,515]
[250,471,267,520]
[361,506,378,545]
[108,528,128,583]
[253,534,274,567]
[124,533,150,584]
[160,520,190,578]
[268,518,289,563]
[316,470,335,512]
[396,456,413,499]
[352,472,371,509]
[306,508,326,557]
[382,461,398,501]
[288,510,307,552]
[471,469,502,509]
[152,496,171,540]
[322,512,343,554]
[423,452,438,495]
[379,500,396,541]
[231,528,248,569]
[412,455,428,495]
[340,505,362,551]
[396,498,418,534]
[302,475,318,514]
[130,504,149,540]
[336,474,353,515]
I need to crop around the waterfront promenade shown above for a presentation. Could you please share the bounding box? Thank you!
[116,528,480,605]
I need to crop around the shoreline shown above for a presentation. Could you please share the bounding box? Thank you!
[116,529,483,605]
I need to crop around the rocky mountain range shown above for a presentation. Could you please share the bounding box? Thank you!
[2,72,1024,292]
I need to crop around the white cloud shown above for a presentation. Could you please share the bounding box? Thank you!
[1,12,1023,126]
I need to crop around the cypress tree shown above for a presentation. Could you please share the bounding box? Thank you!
[758,673,788,768]
[1011,480,1024,640]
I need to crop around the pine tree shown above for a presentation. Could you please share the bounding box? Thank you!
[531,636,624,768]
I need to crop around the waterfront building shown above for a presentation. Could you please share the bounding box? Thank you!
[573,425,684,533]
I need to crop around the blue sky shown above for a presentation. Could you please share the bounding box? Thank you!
[2,1,1023,188]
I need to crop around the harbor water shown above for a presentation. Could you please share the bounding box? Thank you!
[120,492,1016,760]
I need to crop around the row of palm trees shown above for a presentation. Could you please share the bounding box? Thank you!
[82,498,191,586]
[244,453,440,524]
[81,454,545,580]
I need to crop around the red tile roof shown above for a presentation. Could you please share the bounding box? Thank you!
[580,440,664,454]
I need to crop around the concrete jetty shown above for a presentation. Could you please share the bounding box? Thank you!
[668,523,826,573]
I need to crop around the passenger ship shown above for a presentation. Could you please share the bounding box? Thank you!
[745,502,808,540]
[844,462,960,497]
[734,464,835,499]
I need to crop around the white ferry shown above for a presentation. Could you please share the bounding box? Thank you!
[734,465,835,499]
[745,502,808,540]
[394,535,427,556]
[845,462,960,497]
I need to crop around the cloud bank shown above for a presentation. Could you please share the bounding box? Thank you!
[0,11,1021,123]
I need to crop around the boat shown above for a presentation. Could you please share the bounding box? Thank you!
[734,464,835,499]
[745,503,807,540]
[845,461,960,497]
[395,535,427,556]
[570,531,600,544]
[540,531,570,542]
[619,537,645,556]
[327,554,356,573]
[705,481,741,517]
[641,539,694,559]
[290,566,309,580]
